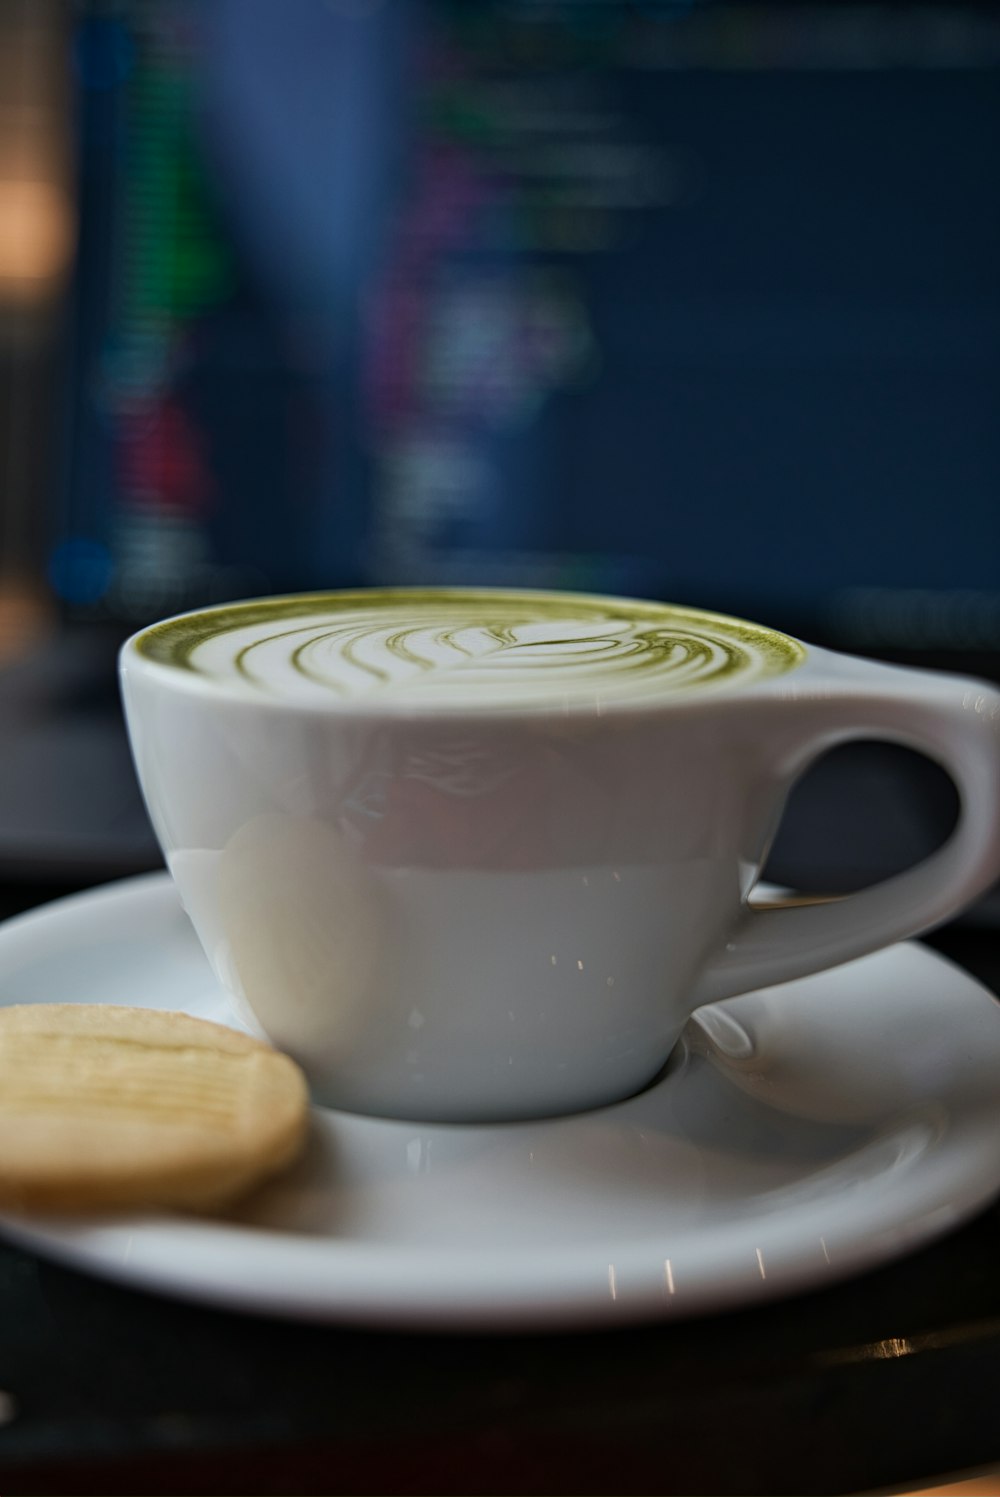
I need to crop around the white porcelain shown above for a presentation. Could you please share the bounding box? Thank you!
[119,590,1000,1121]
[1,875,999,1330]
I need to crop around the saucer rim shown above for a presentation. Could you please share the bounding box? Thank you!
[0,873,998,1332]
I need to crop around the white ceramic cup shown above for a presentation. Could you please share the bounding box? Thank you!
[120,588,1000,1122]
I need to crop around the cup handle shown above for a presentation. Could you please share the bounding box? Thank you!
[692,666,1000,1006]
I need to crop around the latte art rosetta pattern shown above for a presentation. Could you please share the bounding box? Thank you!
[136,591,805,707]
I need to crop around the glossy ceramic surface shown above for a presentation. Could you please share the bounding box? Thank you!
[1,875,998,1330]
[120,589,1000,1122]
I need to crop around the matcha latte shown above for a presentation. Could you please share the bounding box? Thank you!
[134,589,805,708]
[123,587,1000,1122]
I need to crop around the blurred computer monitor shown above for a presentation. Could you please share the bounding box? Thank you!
[55,0,1000,656]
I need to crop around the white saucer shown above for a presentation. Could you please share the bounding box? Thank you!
[0,874,999,1331]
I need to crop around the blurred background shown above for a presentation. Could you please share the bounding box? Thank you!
[0,0,997,906]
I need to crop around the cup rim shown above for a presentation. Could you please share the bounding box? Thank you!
[119,585,812,721]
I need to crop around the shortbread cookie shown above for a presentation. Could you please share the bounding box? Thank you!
[0,1004,308,1213]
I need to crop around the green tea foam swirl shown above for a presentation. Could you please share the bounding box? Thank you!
[135,590,805,707]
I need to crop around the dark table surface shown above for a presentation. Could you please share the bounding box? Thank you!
[0,877,998,1497]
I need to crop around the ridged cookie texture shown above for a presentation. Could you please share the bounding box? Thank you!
[0,1004,309,1213]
